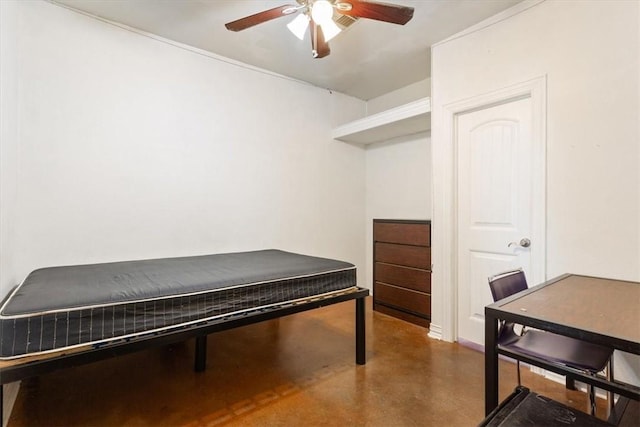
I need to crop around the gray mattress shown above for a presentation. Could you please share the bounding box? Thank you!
[0,250,356,359]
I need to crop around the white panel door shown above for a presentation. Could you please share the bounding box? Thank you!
[456,96,533,346]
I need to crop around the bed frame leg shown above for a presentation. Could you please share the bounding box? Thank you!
[356,297,366,365]
[194,335,207,372]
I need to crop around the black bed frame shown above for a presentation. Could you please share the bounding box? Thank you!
[0,287,369,421]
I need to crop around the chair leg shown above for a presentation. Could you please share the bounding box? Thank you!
[588,383,596,416]
[516,360,521,386]
[606,358,614,416]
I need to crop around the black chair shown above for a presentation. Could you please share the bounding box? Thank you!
[488,269,614,415]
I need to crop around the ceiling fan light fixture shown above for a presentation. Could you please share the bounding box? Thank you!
[311,0,334,25]
[287,13,310,40]
[335,2,353,12]
[320,18,341,42]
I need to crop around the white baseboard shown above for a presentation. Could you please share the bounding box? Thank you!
[428,322,442,340]
[2,382,20,427]
[457,338,485,353]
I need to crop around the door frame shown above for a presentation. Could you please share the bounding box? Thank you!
[429,76,547,342]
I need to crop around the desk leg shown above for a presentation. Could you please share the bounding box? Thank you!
[607,395,631,425]
[485,310,499,416]
[356,297,366,365]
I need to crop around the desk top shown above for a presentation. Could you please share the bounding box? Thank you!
[493,274,640,353]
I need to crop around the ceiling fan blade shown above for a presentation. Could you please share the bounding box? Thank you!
[225,4,300,32]
[310,19,330,58]
[337,0,414,25]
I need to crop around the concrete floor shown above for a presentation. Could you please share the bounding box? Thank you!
[8,297,608,426]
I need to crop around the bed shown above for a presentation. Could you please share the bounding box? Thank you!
[0,249,368,419]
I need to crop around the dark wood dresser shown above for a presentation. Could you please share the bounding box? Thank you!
[373,219,431,327]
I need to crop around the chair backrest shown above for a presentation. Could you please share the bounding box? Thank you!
[488,269,528,302]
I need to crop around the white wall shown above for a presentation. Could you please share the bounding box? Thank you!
[363,77,432,291]
[0,3,22,423]
[365,134,432,288]
[0,0,368,299]
[366,78,431,115]
[431,0,639,379]
[0,1,20,303]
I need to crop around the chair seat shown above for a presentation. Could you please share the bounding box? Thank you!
[499,329,613,373]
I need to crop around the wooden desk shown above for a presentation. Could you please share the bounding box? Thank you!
[485,274,640,416]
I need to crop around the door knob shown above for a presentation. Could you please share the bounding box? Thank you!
[508,238,531,248]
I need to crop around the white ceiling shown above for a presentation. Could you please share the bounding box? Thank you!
[53,0,522,100]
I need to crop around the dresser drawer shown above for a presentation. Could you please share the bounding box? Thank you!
[374,221,430,246]
[375,262,431,293]
[373,303,430,328]
[374,282,430,317]
[375,242,431,270]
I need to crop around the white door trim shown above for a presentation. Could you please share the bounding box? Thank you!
[429,76,547,342]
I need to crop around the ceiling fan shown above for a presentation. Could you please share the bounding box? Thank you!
[225,0,414,59]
